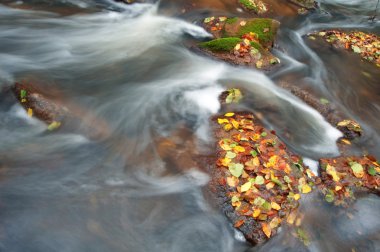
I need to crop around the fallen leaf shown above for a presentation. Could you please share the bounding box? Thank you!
[47,121,61,131]
[27,108,33,117]
[350,162,364,178]
[262,223,272,238]
[241,181,252,192]
[255,175,265,185]
[218,118,229,124]
[271,202,281,210]
[301,184,312,194]
[326,164,340,182]
[229,163,244,178]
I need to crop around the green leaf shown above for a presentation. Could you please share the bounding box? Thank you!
[325,190,335,203]
[231,195,239,203]
[284,176,291,184]
[228,163,244,178]
[320,98,329,105]
[225,88,243,104]
[368,166,377,176]
[241,181,252,192]
[255,175,265,185]
[47,121,61,131]
[226,151,237,159]
[262,201,272,211]
[253,196,265,206]
[350,162,364,178]
[20,89,27,99]
[250,150,258,157]
[352,45,361,53]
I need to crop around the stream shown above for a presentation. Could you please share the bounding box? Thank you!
[0,0,379,251]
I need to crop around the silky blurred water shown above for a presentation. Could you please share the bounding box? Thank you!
[0,0,379,251]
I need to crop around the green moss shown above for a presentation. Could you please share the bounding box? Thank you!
[226,17,238,24]
[250,41,263,50]
[239,0,258,11]
[225,18,275,45]
[199,37,241,52]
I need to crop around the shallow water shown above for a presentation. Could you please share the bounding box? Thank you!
[0,0,379,251]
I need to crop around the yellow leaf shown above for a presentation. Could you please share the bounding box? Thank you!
[224,124,233,131]
[241,181,252,192]
[326,164,340,182]
[27,108,33,117]
[230,119,240,129]
[240,21,247,26]
[301,184,312,194]
[341,139,351,145]
[233,145,245,153]
[253,209,261,218]
[294,194,301,201]
[271,202,281,210]
[221,158,231,167]
[262,223,271,238]
[335,185,342,191]
[218,118,229,124]
[219,140,232,150]
[224,112,235,117]
[266,155,279,168]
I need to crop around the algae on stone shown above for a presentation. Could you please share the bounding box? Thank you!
[199,37,242,52]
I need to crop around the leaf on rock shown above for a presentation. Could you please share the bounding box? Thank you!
[326,164,340,182]
[262,223,272,238]
[255,175,265,185]
[229,163,244,178]
[350,162,364,178]
[27,108,33,117]
[241,181,252,192]
[225,112,235,117]
[47,121,61,131]
[20,89,27,99]
[301,184,312,194]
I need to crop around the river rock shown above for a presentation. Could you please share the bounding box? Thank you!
[319,155,380,206]
[209,89,317,244]
[311,30,380,66]
[198,17,280,70]
[279,82,363,142]
[12,82,68,125]
[11,81,111,139]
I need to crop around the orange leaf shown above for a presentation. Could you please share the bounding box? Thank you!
[262,223,272,238]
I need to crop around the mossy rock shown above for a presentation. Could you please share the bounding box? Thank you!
[199,37,242,52]
[238,0,268,14]
[223,18,279,48]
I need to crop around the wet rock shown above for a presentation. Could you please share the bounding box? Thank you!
[11,81,111,139]
[238,0,268,14]
[319,156,380,206]
[312,30,380,66]
[12,82,68,125]
[209,101,317,244]
[279,83,363,141]
[288,0,317,9]
[198,17,280,70]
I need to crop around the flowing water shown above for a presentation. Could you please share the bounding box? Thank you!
[0,0,379,251]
